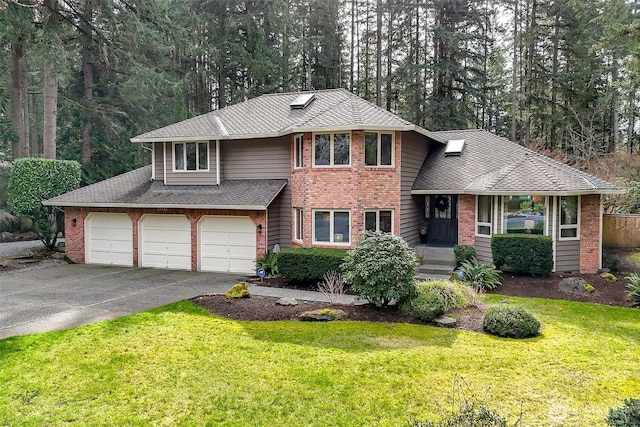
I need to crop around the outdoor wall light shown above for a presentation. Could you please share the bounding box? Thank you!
[71,218,77,227]
[256,224,263,234]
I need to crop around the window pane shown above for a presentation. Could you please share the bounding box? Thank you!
[333,133,350,165]
[198,142,208,170]
[365,211,377,231]
[561,228,577,238]
[314,134,330,165]
[380,134,392,165]
[478,225,491,235]
[504,195,546,234]
[314,211,330,242]
[379,210,392,232]
[295,209,303,240]
[561,196,578,225]
[478,195,491,223]
[295,136,303,168]
[186,142,197,170]
[174,144,184,170]
[333,211,350,243]
[365,133,377,166]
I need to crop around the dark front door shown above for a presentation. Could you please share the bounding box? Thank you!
[425,195,458,245]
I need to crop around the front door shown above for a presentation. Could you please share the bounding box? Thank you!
[425,195,458,245]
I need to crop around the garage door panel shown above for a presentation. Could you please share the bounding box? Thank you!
[140,215,191,270]
[198,216,256,274]
[85,213,133,266]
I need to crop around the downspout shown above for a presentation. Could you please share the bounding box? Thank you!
[163,142,167,185]
[598,195,603,270]
[551,196,557,273]
[216,140,221,185]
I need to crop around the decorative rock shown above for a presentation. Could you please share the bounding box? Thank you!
[600,272,617,282]
[435,315,457,328]
[558,277,593,295]
[299,308,347,322]
[51,252,66,259]
[276,297,298,306]
[225,283,250,299]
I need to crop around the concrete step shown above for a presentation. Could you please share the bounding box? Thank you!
[415,272,452,282]
[418,264,455,276]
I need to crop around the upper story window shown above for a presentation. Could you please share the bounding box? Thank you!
[365,132,393,166]
[174,142,209,171]
[313,132,350,167]
[559,196,580,240]
[476,195,492,236]
[294,134,304,168]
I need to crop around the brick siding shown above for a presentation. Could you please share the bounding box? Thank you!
[457,194,476,246]
[579,194,602,273]
[291,130,401,248]
[64,206,266,270]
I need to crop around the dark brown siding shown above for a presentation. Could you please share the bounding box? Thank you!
[222,136,292,248]
[400,131,431,245]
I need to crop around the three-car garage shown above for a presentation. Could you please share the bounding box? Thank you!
[83,213,257,274]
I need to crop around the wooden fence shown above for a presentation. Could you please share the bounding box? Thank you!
[603,214,640,248]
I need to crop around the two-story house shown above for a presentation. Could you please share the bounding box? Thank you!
[45,89,622,274]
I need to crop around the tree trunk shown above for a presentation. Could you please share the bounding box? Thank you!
[81,0,94,165]
[550,13,559,150]
[628,89,635,154]
[10,39,29,159]
[375,0,382,106]
[523,0,537,147]
[511,0,518,143]
[43,59,57,159]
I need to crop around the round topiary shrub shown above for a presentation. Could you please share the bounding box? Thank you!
[402,291,446,322]
[482,304,541,338]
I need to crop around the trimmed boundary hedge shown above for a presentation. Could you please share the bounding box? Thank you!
[277,247,348,283]
[491,234,553,275]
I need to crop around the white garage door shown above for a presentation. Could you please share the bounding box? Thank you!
[199,216,256,274]
[139,215,191,270]
[85,213,133,266]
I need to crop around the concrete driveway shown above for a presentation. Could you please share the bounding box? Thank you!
[0,264,244,339]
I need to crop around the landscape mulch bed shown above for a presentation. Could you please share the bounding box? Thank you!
[192,271,636,333]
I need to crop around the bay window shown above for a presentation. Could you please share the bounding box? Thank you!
[559,196,579,239]
[503,195,546,235]
[476,195,492,236]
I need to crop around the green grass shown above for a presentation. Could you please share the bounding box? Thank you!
[1,297,639,426]
[628,251,640,266]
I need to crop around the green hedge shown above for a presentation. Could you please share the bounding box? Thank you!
[277,247,348,283]
[491,234,553,275]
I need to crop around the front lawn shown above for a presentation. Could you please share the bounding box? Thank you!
[0,296,638,426]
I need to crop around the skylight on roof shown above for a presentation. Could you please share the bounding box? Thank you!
[290,93,316,109]
[445,139,465,157]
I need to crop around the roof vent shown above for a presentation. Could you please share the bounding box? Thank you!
[290,93,316,110]
[445,139,465,157]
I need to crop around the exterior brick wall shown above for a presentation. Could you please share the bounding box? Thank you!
[457,194,476,246]
[291,130,401,249]
[579,194,602,273]
[63,206,266,270]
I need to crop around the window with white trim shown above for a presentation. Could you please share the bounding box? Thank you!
[559,196,579,239]
[364,210,392,233]
[476,195,492,236]
[174,142,209,171]
[313,133,350,166]
[365,132,393,166]
[313,210,350,244]
[294,208,304,241]
[294,135,304,168]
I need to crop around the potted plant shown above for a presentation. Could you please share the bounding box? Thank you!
[419,220,428,244]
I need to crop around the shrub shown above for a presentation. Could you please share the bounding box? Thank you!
[226,283,250,299]
[454,244,477,267]
[7,158,81,249]
[342,231,417,307]
[277,247,347,283]
[491,234,553,275]
[607,398,640,427]
[626,273,640,307]
[255,251,279,277]
[415,280,477,311]
[317,270,346,305]
[403,291,445,322]
[482,304,541,338]
[460,259,502,292]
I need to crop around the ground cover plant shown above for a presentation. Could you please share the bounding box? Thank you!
[0,296,638,426]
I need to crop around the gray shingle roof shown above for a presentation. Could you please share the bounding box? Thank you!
[131,88,445,143]
[44,165,287,210]
[412,129,622,195]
